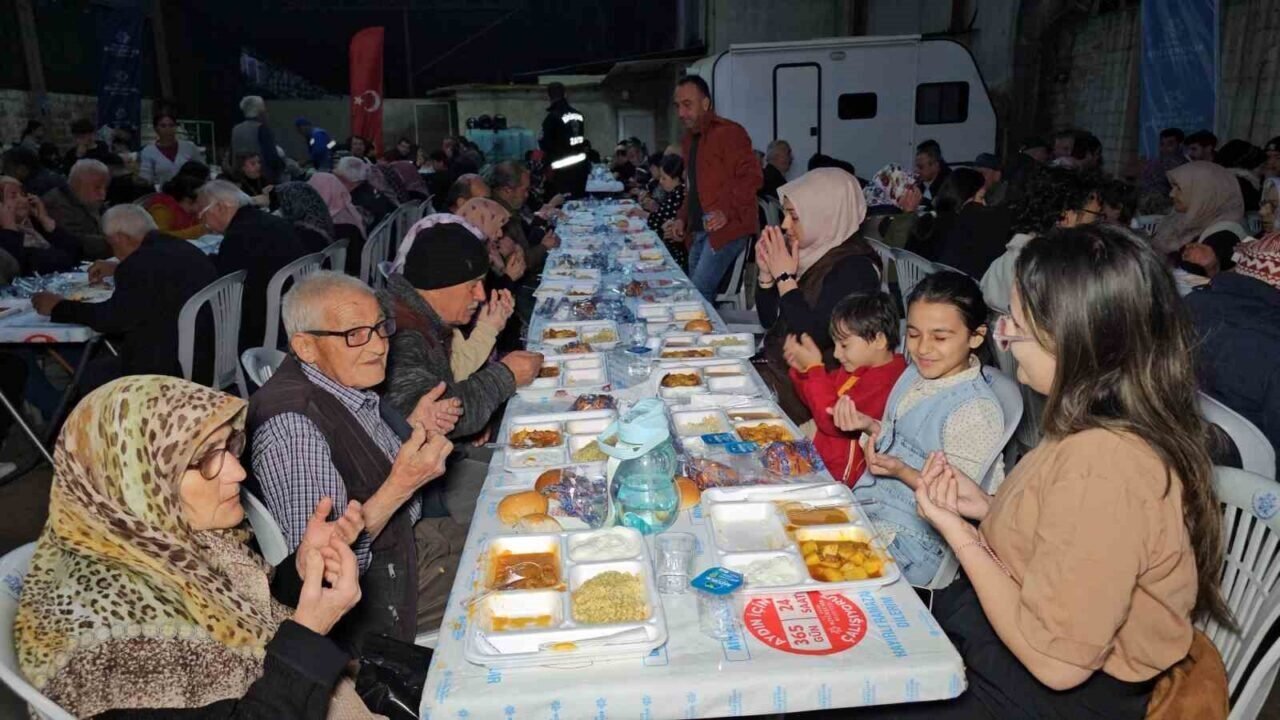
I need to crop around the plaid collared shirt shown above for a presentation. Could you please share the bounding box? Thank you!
[251,362,420,572]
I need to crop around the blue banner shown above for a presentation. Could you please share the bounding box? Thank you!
[1139,0,1218,159]
[96,5,144,140]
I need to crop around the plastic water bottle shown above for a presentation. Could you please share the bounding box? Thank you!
[599,399,680,535]
[613,435,679,534]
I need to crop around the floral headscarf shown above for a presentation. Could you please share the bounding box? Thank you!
[389,161,429,200]
[863,163,919,209]
[277,181,335,242]
[15,376,287,717]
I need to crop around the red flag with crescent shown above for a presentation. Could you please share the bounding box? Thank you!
[350,27,385,155]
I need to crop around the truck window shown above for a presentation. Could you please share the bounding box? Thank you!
[915,82,969,125]
[837,93,877,120]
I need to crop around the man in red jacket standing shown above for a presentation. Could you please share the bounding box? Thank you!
[670,75,763,301]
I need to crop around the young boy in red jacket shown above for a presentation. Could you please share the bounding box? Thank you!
[783,292,907,486]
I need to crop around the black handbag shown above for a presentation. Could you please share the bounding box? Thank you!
[355,633,434,720]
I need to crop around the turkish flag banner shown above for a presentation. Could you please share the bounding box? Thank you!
[350,27,385,155]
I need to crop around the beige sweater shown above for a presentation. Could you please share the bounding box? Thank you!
[450,323,500,381]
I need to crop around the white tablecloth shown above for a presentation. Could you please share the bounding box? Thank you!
[420,207,965,719]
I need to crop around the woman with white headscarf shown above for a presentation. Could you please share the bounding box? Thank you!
[754,167,882,423]
[1155,161,1246,278]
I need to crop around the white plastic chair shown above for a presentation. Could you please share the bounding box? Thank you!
[1201,392,1277,481]
[395,202,423,249]
[360,215,396,289]
[923,367,1024,591]
[242,490,289,567]
[1246,212,1263,237]
[889,247,939,309]
[757,196,781,227]
[178,270,248,397]
[320,238,348,274]
[714,239,751,311]
[0,543,76,720]
[1131,213,1165,236]
[240,347,287,388]
[262,252,326,351]
[1203,467,1280,719]
[866,237,894,296]
[377,260,395,283]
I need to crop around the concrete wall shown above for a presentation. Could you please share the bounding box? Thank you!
[1041,8,1141,178]
[706,0,851,54]
[0,90,154,150]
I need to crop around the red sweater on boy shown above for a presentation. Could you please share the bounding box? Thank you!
[789,354,908,486]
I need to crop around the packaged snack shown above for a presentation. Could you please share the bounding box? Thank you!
[761,440,826,477]
[570,394,616,411]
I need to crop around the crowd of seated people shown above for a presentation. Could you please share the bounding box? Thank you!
[7,83,1280,719]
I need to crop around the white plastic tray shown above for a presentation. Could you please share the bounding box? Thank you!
[654,360,768,401]
[533,280,600,299]
[516,353,612,401]
[502,408,616,477]
[701,484,900,595]
[536,320,620,350]
[463,528,668,668]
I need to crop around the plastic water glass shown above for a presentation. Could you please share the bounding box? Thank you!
[654,532,696,594]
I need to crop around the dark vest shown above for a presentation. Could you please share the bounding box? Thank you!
[247,357,418,649]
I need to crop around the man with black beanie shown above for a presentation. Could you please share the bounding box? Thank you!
[380,224,543,518]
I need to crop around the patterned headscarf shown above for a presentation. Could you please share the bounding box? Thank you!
[1154,161,1246,253]
[389,160,429,200]
[309,172,367,239]
[15,376,286,717]
[378,163,410,204]
[777,168,868,278]
[276,181,335,242]
[862,163,919,209]
[391,212,485,274]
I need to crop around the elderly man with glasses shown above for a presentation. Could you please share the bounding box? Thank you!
[248,271,465,649]
[197,179,308,352]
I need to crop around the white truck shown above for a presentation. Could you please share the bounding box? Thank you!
[687,35,997,180]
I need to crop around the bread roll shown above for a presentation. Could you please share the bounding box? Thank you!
[684,319,713,333]
[515,513,562,533]
[535,469,563,493]
[498,490,549,525]
[675,476,701,510]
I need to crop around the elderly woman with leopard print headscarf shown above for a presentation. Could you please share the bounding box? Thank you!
[15,376,375,719]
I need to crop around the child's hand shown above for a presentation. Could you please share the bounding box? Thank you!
[827,395,874,433]
[861,431,908,480]
[782,333,822,371]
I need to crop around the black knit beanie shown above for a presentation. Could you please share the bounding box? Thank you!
[402,223,490,290]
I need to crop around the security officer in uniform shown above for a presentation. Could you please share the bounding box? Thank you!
[540,82,588,197]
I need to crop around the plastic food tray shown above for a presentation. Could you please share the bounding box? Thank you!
[533,280,600,299]
[536,320,621,350]
[543,268,603,282]
[636,301,708,324]
[657,333,754,360]
[463,528,668,668]
[654,360,768,401]
[502,409,616,477]
[673,404,802,455]
[700,484,900,595]
[516,353,611,401]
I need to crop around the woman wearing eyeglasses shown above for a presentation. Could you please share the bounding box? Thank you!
[139,112,204,188]
[831,224,1231,718]
[15,376,378,719]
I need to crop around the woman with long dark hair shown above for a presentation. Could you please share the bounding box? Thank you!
[851,223,1230,718]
